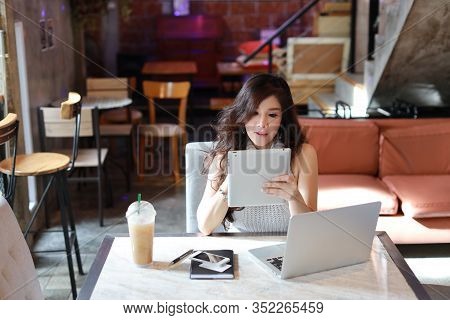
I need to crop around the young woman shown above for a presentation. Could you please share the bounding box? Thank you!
[197,74,318,235]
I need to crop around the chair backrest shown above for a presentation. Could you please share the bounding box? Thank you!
[142,81,190,129]
[185,141,224,233]
[0,196,43,299]
[0,113,19,207]
[39,107,95,139]
[86,77,129,98]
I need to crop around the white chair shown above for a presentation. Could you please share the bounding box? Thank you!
[0,188,44,300]
[185,142,224,233]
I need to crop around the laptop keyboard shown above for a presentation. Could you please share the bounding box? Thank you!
[267,256,284,271]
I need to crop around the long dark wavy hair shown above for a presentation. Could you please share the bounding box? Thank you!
[203,73,305,228]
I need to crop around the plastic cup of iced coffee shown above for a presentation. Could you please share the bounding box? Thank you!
[126,199,157,266]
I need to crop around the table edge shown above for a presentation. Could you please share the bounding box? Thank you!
[141,61,198,75]
[77,235,115,300]
[82,97,132,109]
[377,232,430,300]
[77,231,430,300]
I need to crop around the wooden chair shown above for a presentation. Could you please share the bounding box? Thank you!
[139,81,190,183]
[38,105,110,227]
[0,113,19,207]
[0,92,84,299]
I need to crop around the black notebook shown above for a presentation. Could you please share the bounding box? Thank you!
[190,250,235,279]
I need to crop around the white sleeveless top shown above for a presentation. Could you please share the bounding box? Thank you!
[230,203,290,232]
[229,139,291,232]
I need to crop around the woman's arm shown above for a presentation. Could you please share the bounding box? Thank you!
[290,143,318,213]
[262,143,318,214]
[196,155,229,235]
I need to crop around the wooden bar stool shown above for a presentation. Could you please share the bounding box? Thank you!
[0,93,84,299]
[139,81,190,183]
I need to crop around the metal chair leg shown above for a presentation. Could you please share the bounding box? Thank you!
[61,172,84,275]
[42,175,52,228]
[55,172,78,300]
[103,164,113,208]
[98,164,104,227]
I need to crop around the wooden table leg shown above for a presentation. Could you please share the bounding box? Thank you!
[171,136,181,184]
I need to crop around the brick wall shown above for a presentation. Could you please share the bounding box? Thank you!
[120,0,321,60]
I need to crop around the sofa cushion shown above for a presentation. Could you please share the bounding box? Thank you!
[299,119,379,175]
[379,123,450,176]
[377,215,450,244]
[318,174,398,215]
[371,118,449,132]
[382,175,450,218]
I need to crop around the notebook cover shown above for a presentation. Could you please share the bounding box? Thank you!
[190,250,235,280]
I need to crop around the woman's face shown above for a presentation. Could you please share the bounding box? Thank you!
[245,95,282,149]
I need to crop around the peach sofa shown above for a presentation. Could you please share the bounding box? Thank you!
[299,118,450,244]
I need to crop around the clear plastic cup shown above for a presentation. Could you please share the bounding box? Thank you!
[126,201,157,266]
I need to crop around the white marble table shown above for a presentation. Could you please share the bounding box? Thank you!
[81,96,132,110]
[52,96,132,110]
[78,232,429,300]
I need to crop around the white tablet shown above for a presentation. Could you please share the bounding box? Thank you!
[227,148,291,207]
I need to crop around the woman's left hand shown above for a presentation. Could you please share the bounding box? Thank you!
[262,175,301,202]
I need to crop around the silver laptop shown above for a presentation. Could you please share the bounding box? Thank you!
[248,202,381,279]
[227,148,291,207]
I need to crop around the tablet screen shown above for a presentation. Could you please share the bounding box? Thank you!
[227,148,291,207]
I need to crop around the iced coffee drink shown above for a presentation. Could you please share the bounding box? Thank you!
[126,200,157,265]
